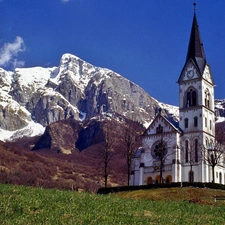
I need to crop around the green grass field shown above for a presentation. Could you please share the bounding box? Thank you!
[1,183,225,224]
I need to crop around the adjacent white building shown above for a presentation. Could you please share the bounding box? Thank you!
[130,9,225,185]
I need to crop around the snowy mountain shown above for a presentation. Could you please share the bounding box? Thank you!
[0,53,224,142]
[0,53,178,141]
[215,99,225,123]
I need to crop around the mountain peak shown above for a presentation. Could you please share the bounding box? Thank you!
[1,52,221,142]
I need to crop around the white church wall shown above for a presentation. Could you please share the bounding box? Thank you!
[182,164,201,182]
[133,170,140,185]
[209,167,225,185]
[131,157,141,185]
[140,131,181,184]
[202,107,215,135]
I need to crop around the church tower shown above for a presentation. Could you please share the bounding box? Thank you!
[177,6,215,182]
[130,4,224,186]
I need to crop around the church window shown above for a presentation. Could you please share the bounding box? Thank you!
[192,91,197,106]
[187,92,191,107]
[151,140,167,160]
[186,88,197,107]
[184,118,189,128]
[205,90,210,109]
[205,138,208,147]
[205,118,207,127]
[185,140,189,163]
[195,139,198,162]
[154,142,166,158]
[210,120,212,130]
[156,124,163,134]
[194,117,198,127]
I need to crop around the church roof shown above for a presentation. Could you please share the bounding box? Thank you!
[143,111,182,136]
[186,12,207,75]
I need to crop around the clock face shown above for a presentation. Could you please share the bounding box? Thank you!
[185,66,195,79]
[187,69,194,78]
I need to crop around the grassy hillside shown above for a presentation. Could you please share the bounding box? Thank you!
[0,140,127,192]
[1,184,225,224]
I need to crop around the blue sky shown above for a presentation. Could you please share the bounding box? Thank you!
[1,0,225,106]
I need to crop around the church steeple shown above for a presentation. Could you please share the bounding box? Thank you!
[186,6,206,75]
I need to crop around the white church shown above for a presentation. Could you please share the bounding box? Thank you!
[130,8,225,185]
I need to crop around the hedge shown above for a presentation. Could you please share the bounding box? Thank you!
[97,182,225,194]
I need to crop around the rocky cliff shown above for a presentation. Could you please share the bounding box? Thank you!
[0,53,178,141]
[0,53,224,142]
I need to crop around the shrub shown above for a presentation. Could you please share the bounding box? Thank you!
[97,182,225,194]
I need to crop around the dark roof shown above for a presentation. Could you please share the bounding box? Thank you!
[143,112,182,136]
[186,12,206,74]
[133,147,143,158]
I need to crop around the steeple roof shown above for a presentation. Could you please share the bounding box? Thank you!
[186,12,207,74]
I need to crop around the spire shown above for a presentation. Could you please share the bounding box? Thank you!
[186,3,206,74]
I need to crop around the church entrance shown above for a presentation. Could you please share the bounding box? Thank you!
[155,175,161,184]
[165,175,172,183]
[146,176,153,185]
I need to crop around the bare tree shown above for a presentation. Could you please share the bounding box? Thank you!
[202,127,225,183]
[97,120,118,188]
[154,138,166,184]
[148,127,177,184]
[152,136,176,184]
[122,120,144,186]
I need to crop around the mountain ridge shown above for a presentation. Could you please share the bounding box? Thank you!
[0,53,179,141]
[0,53,224,142]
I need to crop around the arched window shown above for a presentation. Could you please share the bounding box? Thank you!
[195,139,198,162]
[205,90,210,109]
[186,88,197,107]
[185,140,189,163]
[192,91,197,106]
[156,124,163,134]
[187,92,191,107]
[185,118,189,128]
[205,138,209,148]
[219,172,222,184]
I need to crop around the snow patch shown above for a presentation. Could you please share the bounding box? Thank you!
[216,117,225,123]
[0,121,45,142]
[14,67,56,92]
[158,101,179,119]
[79,111,86,121]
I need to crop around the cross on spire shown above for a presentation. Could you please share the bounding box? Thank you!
[193,2,196,11]
[186,10,206,74]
